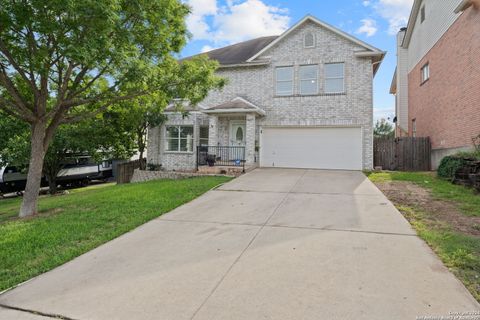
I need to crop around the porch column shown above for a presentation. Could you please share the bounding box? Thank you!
[208,115,218,146]
[245,113,255,164]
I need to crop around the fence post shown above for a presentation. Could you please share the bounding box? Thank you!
[196,146,199,172]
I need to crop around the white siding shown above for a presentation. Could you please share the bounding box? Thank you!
[396,30,409,132]
[406,0,463,72]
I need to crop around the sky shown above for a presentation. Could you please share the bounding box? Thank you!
[180,0,415,122]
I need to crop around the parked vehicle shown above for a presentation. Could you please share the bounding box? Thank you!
[56,156,113,187]
[0,166,42,196]
[0,156,113,196]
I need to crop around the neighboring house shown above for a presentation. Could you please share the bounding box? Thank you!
[391,0,480,168]
[147,15,385,171]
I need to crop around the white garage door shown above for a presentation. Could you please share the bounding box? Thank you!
[260,127,363,170]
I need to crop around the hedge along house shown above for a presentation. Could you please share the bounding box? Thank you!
[147,15,385,172]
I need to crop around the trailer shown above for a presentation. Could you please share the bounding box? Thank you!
[0,156,113,196]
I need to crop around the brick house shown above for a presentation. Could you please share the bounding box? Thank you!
[390,0,480,168]
[147,15,385,171]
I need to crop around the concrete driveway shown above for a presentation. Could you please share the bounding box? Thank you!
[1,168,478,319]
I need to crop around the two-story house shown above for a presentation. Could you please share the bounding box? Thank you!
[391,0,480,168]
[147,15,385,171]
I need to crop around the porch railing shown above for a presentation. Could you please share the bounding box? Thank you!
[196,146,246,172]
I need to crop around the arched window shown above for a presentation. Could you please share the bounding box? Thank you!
[304,32,315,48]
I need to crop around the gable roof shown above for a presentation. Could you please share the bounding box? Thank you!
[402,0,473,48]
[203,97,266,115]
[181,15,385,74]
[401,0,423,48]
[247,15,385,62]
[183,36,278,66]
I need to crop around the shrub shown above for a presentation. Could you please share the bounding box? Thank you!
[455,150,480,160]
[438,156,466,179]
[147,163,162,171]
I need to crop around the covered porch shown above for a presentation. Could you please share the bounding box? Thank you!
[197,97,265,172]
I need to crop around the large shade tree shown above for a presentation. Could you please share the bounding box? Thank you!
[0,0,223,217]
[0,111,136,194]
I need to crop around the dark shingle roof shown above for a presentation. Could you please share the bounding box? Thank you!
[182,36,279,65]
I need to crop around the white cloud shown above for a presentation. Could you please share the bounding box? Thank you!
[362,1,371,7]
[185,0,290,45]
[356,18,378,37]
[185,0,218,39]
[374,0,414,34]
[374,107,395,122]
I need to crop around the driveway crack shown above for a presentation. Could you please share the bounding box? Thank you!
[0,304,79,320]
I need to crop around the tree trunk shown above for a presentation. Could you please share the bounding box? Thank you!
[139,150,145,169]
[47,176,58,195]
[137,127,146,170]
[19,122,47,217]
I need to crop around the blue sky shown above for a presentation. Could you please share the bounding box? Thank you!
[181,0,414,121]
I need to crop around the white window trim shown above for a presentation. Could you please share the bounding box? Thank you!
[299,64,318,95]
[276,66,294,96]
[199,126,209,146]
[165,125,194,153]
[421,63,429,83]
[304,32,315,48]
[324,63,345,94]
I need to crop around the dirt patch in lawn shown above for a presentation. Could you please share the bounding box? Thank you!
[375,181,480,236]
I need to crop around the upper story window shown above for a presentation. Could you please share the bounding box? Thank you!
[421,63,429,83]
[166,126,193,152]
[304,32,315,48]
[299,65,318,95]
[420,5,426,23]
[276,66,294,96]
[325,63,345,93]
[412,119,417,137]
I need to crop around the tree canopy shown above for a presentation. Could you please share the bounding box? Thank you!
[0,0,225,216]
[374,119,395,138]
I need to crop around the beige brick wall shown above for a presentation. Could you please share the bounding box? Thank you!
[148,20,376,170]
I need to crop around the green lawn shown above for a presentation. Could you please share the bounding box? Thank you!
[0,176,231,292]
[367,171,480,301]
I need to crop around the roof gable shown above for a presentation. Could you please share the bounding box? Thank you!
[203,97,265,115]
[247,15,384,62]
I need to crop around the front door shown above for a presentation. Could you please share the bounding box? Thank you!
[229,121,246,160]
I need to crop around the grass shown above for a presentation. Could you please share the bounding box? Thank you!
[0,176,231,292]
[367,171,480,217]
[367,172,480,301]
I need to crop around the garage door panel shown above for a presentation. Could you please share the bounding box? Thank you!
[260,127,362,170]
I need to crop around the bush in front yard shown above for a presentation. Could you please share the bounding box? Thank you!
[438,156,466,179]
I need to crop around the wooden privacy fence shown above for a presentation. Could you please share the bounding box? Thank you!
[116,158,146,184]
[374,137,431,171]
